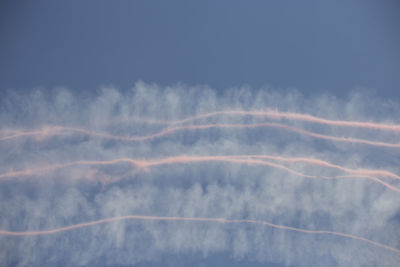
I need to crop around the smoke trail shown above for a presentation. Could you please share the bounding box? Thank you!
[1,122,400,148]
[1,155,399,192]
[231,155,400,180]
[1,85,400,266]
[166,110,400,132]
[101,109,400,132]
[1,215,399,254]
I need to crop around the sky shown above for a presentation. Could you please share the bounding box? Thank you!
[0,1,400,266]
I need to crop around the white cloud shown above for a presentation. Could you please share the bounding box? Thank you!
[0,82,399,266]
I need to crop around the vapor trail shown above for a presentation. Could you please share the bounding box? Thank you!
[139,109,400,132]
[148,123,400,148]
[230,155,400,180]
[0,130,57,141]
[1,214,399,254]
[1,155,399,193]
[1,123,400,148]
[112,109,400,132]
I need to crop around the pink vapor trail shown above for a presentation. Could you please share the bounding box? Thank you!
[0,214,399,254]
[115,109,400,132]
[231,154,400,180]
[1,122,400,149]
[1,155,399,193]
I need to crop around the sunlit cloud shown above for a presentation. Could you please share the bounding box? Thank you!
[0,82,399,266]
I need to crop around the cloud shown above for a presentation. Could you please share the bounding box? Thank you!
[0,82,399,266]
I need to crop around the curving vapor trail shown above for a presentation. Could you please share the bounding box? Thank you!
[1,85,400,266]
[1,122,400,149]
[1,215,399,254]
[110,110,400,132]
[231,155,400,180]
[1,155,399,193]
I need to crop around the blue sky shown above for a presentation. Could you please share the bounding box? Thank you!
[1,1,400,267]
[1,0,400,98]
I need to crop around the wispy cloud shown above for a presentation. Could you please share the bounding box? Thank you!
[0,82,399,266]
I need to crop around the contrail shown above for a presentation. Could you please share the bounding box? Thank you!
[230,154,400,180]
[112,109,400,132]
[145,123,400,148]
[1,123,400,149]
[165,109,400,132]
[0,129,57,141]
[1,155,399,193]
[0,214,399,254]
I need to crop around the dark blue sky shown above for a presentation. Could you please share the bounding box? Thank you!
[1,0,400,98]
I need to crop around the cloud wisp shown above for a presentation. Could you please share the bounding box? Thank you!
[0,155,399,193]
[0,83,399,266]
[1,215,399,254]
[2,121,400,148]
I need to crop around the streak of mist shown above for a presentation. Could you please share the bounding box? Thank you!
[0,82,399,266]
